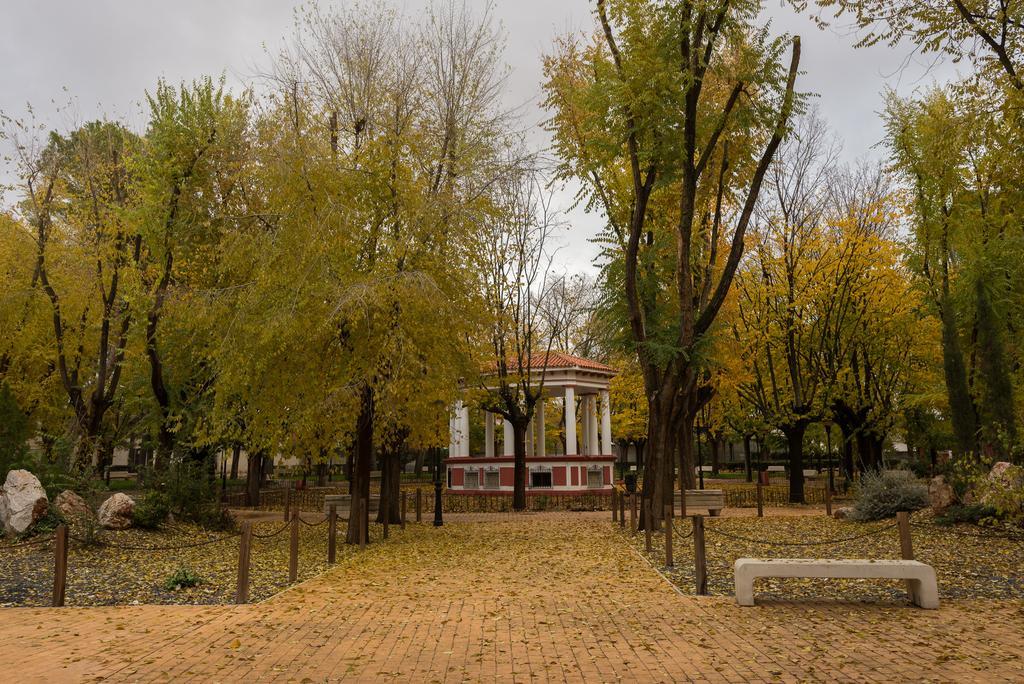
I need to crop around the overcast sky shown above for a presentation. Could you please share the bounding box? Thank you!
[0,0,963,274]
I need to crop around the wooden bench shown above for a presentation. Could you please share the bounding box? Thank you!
[675,489,726,516]
[734,558,939,609]
[323,494,380,519]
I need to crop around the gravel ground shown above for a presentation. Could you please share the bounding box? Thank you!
[623,512,1024,602]
[0,515,358,607]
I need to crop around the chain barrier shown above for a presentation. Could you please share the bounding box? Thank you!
[251,521,291,539]
[70,531,241,552]
[702,521,898,547]
[0,535,53,550]
[297,516,328,527]
[671,521,694,540]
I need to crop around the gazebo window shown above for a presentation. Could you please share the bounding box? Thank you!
[464,469,479,489]
[530,471,553,488]
[484,470,500,489]
[587,469,603,489]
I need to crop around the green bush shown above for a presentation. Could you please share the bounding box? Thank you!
[850,470,929,521]
[143,462,235,531]
[162,566,202,591]
[935,503,999,526]
[133,492,170,529]
[25,506,65,538]
[0,383,30,475]
[971,464,1024,526]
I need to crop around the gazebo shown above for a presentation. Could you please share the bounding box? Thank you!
[445,352,617,496]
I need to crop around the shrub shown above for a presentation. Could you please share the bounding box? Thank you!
[162,567,202,591]
[850,469,929,521]
[143,462,235,531]
[971,464,1024,526]
[133,492,170,529]
[935,503,999,526]
[26,506,65,538]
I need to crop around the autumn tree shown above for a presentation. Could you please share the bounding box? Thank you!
[544,0,801,526]
[10,120,141,471]
[133,77,253,466]
[476,164,562,511]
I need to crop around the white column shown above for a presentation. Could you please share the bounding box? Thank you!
[564,387,577,456]
[448,410,458,458]
[600,390,612,456]
[449,401,463,458]
[589,396,600,456]
[484,412,495,458]
[460,404,471,457]
[526,420,535,457]
[536,400,546,458]
[503,419,515,457]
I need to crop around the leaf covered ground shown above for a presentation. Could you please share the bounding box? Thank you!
[624,512,1024,602]
[0,516,358,607]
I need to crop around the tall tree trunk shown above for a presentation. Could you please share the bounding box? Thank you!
[939,295,979,455]
[230,444,241,480]
[246,453,261,507]
[513,420,528,511]
[784,423,808,504]
[642,386,681,531]
[710,434,722,475]
[376,447,402,523]
[743,435,753,483]
[346,386,374,544]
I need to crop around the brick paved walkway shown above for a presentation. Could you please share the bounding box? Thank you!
[2,513,1023,682]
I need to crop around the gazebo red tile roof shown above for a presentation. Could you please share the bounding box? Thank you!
[489,351,616,374]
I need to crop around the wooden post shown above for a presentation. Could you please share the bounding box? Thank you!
[612,489,618,522]
[236,521,253,604]
[360,497,368,548]
[328,504,338,564]
[52,523,68,607]
[664,504,673,567]
[824,481,833,517]
[897,511,914,560]
[283,487,291,522]
[756,481,764,518]
[681,489,687,517]
[289,510,300,583]
[415,488,422,523]
[629,494,637,535]
[692,516,707,595]
[644,499,653,552]
[619,491,626,528]
[383,504,390,540]
[401,491,407,530]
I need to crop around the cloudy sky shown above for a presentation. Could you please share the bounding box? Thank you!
[0,0,961,274]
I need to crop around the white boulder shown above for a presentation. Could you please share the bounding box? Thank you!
[98,492,135,530]
[0,469,49,536]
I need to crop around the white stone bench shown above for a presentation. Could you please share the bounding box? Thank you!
[802,469,818,478]
[766,465,785,473]
[694,465,714,473]
[734,558,939,609]
[675,489,726,516]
